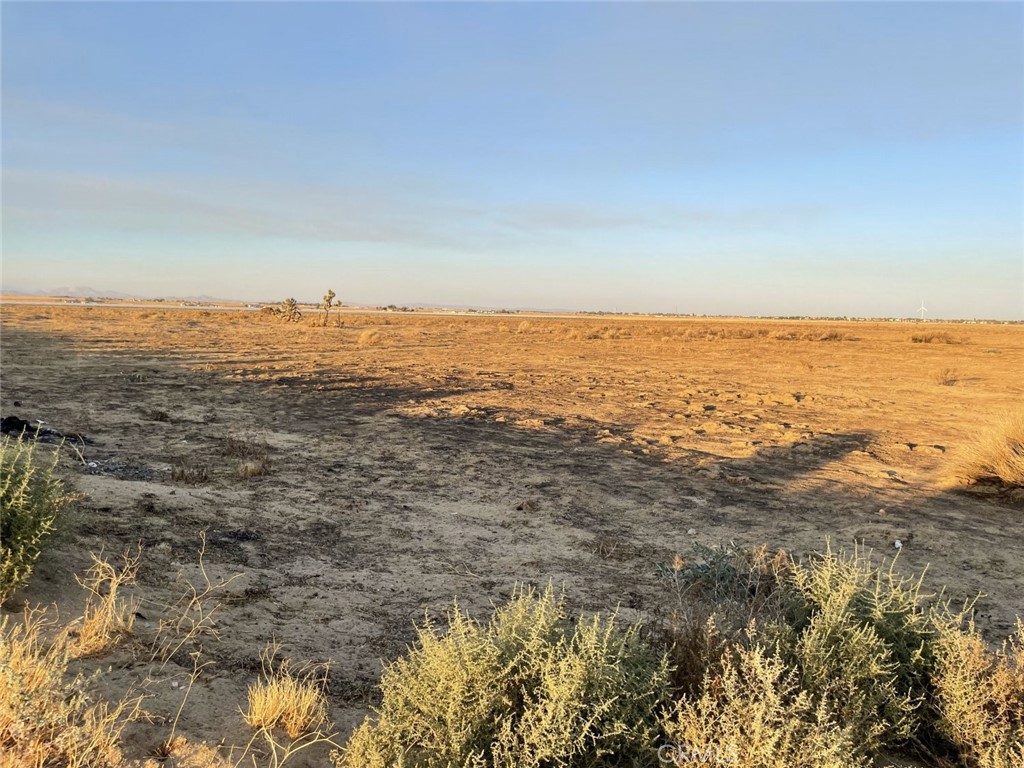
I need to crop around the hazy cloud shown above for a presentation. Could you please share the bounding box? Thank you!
[4,168,824,254]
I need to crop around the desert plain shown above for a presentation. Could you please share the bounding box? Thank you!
[0,302,1021,761]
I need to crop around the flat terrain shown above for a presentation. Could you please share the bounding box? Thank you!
[1,304,1022,758]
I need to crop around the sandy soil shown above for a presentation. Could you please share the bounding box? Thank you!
[1,304,1021,761]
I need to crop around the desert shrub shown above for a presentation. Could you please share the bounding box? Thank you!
[334,585,669,767]
[911,332,962,344]
[661,640,866,768]
[800,329,856,342]
[785,547,934,752]
[655,544,934,756]
[654,545,805,696]
[0,435,72,601]
[141,737,231,768]
[952,412,1024,491]
[320,288,338,327]
[935,367,960,386]
[930,615,1024,768]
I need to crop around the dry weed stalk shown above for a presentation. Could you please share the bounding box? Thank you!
[66,547,141,658]
[148,531,241,667]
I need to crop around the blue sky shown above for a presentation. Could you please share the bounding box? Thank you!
[2,2,1022,318]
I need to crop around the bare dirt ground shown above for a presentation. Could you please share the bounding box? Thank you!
[1,304,1021,760]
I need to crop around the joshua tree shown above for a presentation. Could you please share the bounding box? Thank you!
[279,297,302,322]
[321,289,337,327]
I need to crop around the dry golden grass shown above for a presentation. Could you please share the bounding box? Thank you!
[236,457,272,479]
[0,606,140,768]
[356,329,382,347]
[243,643,329,740]
[953,412,1024,490]
[66,548,140,658]
[171,458,211,485]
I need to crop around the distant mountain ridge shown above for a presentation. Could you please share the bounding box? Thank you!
[4,285,244,304]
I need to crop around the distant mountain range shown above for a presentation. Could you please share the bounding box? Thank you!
[3,285,244,304]
[1,285,537,311]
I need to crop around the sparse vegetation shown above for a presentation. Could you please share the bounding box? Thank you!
[912,332,963,344]
[2,305,1021,767]
[935,367,960,386]
[262,298,303,322]
[952,412,1024,492]
[223,434,273,479]
[0,435,73,602]
[3,541,1023,767]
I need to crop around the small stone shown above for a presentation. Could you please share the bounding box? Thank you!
[687,528,697,536]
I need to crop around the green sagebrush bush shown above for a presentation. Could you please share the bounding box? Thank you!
[661,637,865,768]
[786,545,933,754]
[0,436,71,601]
[657,543,933,758]
[333,585,669,768]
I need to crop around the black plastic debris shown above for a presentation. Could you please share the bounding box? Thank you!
[0,415,93,445]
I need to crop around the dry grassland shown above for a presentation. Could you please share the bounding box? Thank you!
[0,303,1021,761]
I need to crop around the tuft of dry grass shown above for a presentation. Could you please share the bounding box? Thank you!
[66,548,140,658]
[952,412,1024,491]
[934,367,961,386]
[0,606,141,768]
[243,642,329,740]
[236,457,273,479]
[171,458,210,485]
[222,434,270,460]
[356,329,382,347]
